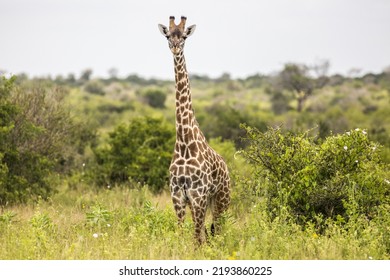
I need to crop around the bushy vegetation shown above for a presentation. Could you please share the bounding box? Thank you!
[136,87,167,109]
[241,125,390,224]
[202,103,267,148]
[1,63,389,259]
[1,186,389,260]
[84,80,105,95]
[0,76,93,205]
[93,117,174,192]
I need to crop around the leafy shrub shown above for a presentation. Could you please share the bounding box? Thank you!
[30,212,54,231]
[86,203,113,228]
[84,80,105,95]
[241,124,390,223]
[0,76,94,205]
[93,117,175,192]
[136,87,167,108]
[201,103,267,149]
[269,89,292,115]
[0,76,51,205]
[0,211,16,225]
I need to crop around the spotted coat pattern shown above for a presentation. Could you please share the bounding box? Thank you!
[159,16,231,244]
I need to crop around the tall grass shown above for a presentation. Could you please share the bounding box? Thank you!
[1,183,388,260]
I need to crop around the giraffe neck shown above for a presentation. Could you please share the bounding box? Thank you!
[173,50,203,144]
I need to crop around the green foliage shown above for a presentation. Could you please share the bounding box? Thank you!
[268,88,292,115]
[0,76,50,205]
[30,211,54,231]
[86,203,113,228]
[93,117,175,192]
[120,199,177,237]
[0,211,17,224]
[280,64,313,93]
[136,87,167,108]
[1,186,389,260]
[202,103,267,148]
[0,76,94,205]
[278,63,314,112]
[84,80,105,95]
[241,124,390,223]
[79,68,93,82]
[2,68,390,260]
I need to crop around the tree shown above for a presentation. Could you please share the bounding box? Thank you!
[79,69,93,83]
[279,63,314,112]
[278,61,330,112]
[66,73,76,85]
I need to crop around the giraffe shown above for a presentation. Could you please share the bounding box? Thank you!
[158,16,231,244]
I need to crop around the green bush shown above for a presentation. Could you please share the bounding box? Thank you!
[0,76,51,204]
[0,76,94,205]
[93,117,175,192]
[201,103,267,149]
[136,87,167,108]
[84,80,105,95]
[241,124,390,224]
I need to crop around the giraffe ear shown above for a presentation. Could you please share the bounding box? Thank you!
[158,24,170,38]
[183,24,196,39]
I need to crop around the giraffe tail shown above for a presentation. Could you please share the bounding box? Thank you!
[210,223,215,236]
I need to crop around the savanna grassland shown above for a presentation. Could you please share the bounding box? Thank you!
[1,67,390,259]
[1,184,389,260]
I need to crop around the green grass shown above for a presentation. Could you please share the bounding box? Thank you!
[1,184,389,260]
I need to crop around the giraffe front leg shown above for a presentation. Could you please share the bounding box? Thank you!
[171,189,187,226]
[189,198,207,245]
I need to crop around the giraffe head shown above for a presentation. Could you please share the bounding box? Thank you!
[158,16,196,55]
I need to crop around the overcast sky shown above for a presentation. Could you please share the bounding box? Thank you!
[1,0,390,79]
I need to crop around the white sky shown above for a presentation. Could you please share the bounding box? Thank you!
[1,0,390,79]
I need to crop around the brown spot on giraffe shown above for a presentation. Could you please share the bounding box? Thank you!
[158,16,231,245]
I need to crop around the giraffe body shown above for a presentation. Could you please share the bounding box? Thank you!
[159,16,230,244]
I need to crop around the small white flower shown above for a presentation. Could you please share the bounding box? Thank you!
[355,128,360,131]
[107,224,111,227]
[362,130,367,135]
[355,160,359,163]
[368,256,373,260]
[384,179,390,185]
[344,146,348,151]
[372,146,377,151]
[82,163,86,167]
[346,132,351,136]
[93,233,98,238]
[107,185,111,189]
